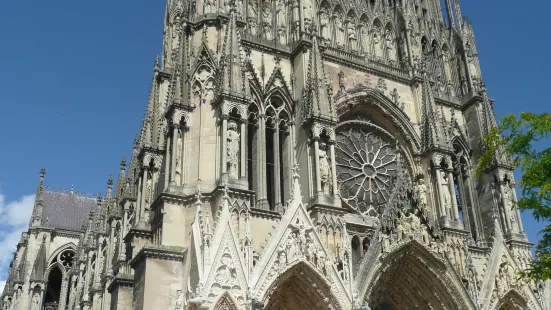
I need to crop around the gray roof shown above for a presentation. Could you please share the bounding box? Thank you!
[41,190,96,232]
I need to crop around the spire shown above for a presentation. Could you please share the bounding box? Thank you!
[218,2,246,97]
[302,25,335,122]
[30,168,46,228]
[115,156,127,198]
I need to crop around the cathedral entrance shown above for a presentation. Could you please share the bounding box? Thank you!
[367,243,467,310]
[263,263,340,310]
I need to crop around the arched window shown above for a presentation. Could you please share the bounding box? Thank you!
[44,266,63,308]
[351,235,361,266]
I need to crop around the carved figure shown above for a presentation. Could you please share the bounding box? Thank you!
[348,20,357,51]
[390,88,400,104]
[385,29,396,64]
[247,1,258,36]
[175,290,184,309]
[335,15,345,47]
[360,26,370,57]
[276,0,286,27]
[319,147,332,195]
[227,121,240,179]
[291,0,300,40]
[31,293,40,310]
[373,25,384,61]
[145,175,152,205]
[302,0,312,28]
[176,135,183,174]
[441,171,452,217]
[319,11,330,42]
[262,3,273,40]
[416,178,428,209]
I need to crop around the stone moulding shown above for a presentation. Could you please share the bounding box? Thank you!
[129,245,187,268]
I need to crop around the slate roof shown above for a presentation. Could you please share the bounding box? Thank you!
[41,189,96,232]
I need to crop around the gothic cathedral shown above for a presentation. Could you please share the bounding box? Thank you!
[1,0,550,309]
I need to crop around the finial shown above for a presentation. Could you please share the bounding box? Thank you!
[134,133,140,148]
[108,174,113,187]
[222,183,229,200]
[70,185,74,194]
[195,180,203,206]
[97,193,103,204]
[121,156,127,169]
[40,168,46,179]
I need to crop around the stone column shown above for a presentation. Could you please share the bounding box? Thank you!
[221,116,228,177]
[273,121,281,207]
[313,138,322,194]
[511,184,524,232]
[499,183,512,232]
[164,134,171,187]
[447,169,460,221]
[258,115,268,208]
[329,141,338,196]
[170,125,179,184]
[435,167,447,219]
[136,176,143,221]
[83,253,93,301]
[119,210,128,260]
[106,222,116,272]
[179,128,187,185]
[67,275,77,310]
[57,274,69,310]
[404,28,414,69]
[240,121,247,179]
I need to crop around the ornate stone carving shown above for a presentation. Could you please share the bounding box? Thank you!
[385,29,396,65]
[348,20,357,51]
[440,171,452,217]
[175,290,184,309]
[31,292,40,310]
[320,11,330,42]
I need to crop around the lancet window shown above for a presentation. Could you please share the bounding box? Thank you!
[451,140,484,242]
[247,94,293,211]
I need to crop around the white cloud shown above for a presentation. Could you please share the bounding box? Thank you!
[0,192,35,286]
[0,280,5,294]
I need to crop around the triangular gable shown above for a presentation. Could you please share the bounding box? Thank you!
[264,66,293,105]
[189,42,217,79]
[249,174,350,307]
[199,193,248,308]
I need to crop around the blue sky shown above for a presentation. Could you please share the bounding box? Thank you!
[0,0,549,287]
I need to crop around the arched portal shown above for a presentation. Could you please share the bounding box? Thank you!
[366,242,471,309]
[263,262,341,310]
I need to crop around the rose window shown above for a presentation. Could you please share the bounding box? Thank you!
[335,127,398,215]
[58,250,75,268]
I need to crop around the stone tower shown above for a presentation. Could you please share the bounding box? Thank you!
[1,0,550,309]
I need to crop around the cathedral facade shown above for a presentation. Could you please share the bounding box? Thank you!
[2,0,550,309]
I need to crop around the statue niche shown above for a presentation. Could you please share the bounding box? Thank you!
[347,18,358,52]
[262,1,273,41]
[372,23,384,61]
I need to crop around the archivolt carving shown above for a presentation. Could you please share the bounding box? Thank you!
[335,89,421,155]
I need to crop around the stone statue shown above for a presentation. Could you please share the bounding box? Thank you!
[262,3,273,40]
[385,29,396,64]
[302,0,312,29]
[441,171,452,217]
[319,147,332,195]
[276,0,286,28]
[360,26,369,56]
[227,121,240,179]
[319,11,330,42]
[145,176,152,205]
[348,20,357,51]
[335,15,345,47]
[373,26,384,61]
[175,290,184,309]
[31,293,40,310]
[291,0,300,40]
[416,178,428,209]
[176,135,182,175]
[247,1,258,36]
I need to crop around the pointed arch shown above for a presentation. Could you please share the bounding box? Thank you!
[47,243,76,266]
[211,291,241,310]
[335,88,422,158]
[361,240,475,309]
[262,261,343,310]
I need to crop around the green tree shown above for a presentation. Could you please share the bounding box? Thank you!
[477,112,551,280]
